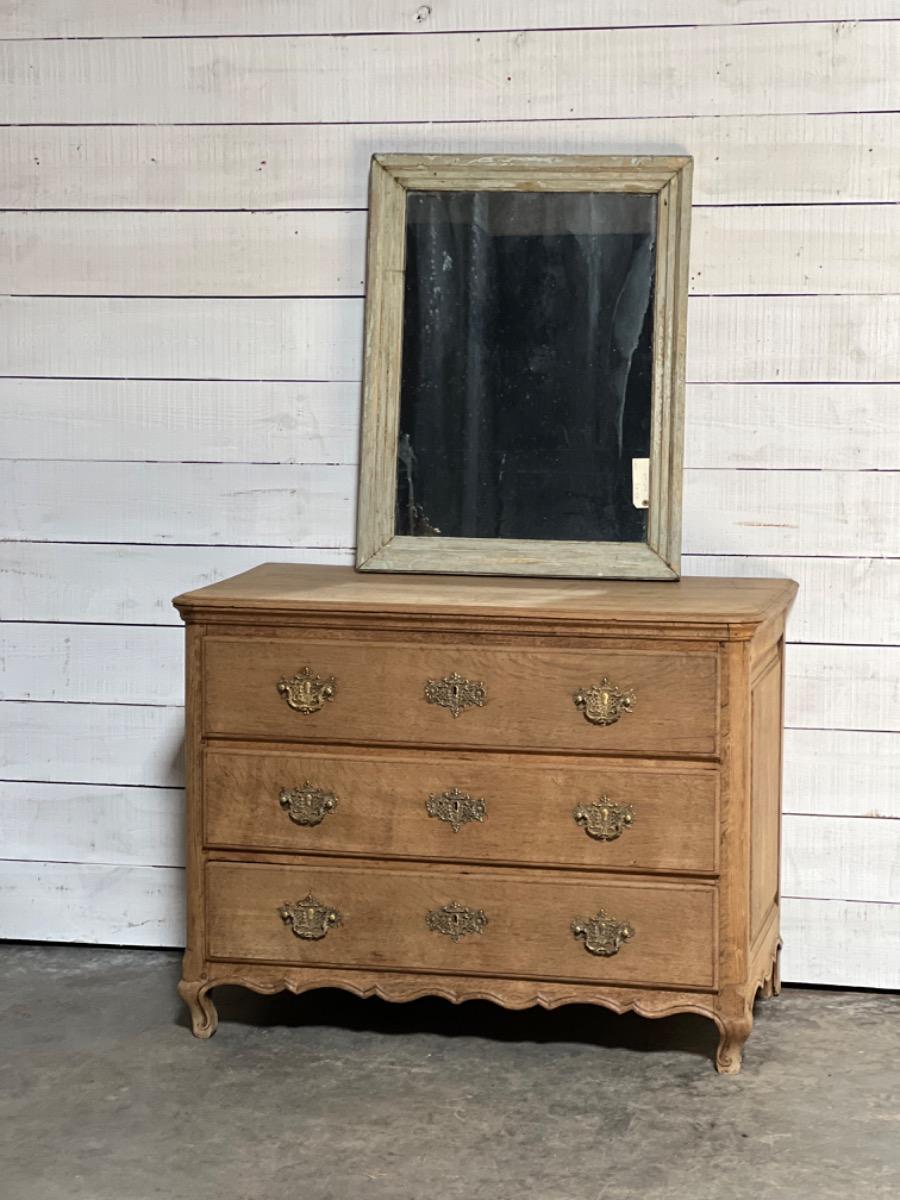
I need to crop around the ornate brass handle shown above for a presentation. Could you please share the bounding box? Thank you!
[278,893,342,940]
[426,788,486,832]
[424,672,486,718]
[426,902,488,942]
[573,677,636,726]
[277,666,336,714]
[571,909,635,957]
[279,782,337,827]
[573,797,635,842]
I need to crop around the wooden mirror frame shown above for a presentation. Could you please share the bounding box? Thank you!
[356,153,693,580]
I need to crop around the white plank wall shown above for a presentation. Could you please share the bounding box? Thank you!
[0,4,897,989]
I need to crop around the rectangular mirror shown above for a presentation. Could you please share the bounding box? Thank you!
[357,154,692,579]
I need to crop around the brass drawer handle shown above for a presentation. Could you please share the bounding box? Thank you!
[279,893,342,940]
[277,666,336,714]
[571,909,635,957]
[426,788,486,832]
[424,672,486,718]
[573,677,635,726]
[426,902,488,942]
[573,797,635,842]
[279,781,338,827]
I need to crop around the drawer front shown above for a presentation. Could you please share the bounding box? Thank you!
[204,745,719,874]
[206,860,717,989]
[203,637,718,756]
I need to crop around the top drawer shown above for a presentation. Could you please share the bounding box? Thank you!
[203,636,718,757]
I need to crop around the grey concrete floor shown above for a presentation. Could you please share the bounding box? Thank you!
[0,944,897,1200]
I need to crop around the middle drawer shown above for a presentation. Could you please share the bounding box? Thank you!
[204,744,719,875]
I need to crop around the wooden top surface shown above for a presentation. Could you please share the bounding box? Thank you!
[174,563,797,628]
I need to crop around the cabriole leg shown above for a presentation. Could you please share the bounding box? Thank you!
[178,979,218,1038]
[714,993,753,1075]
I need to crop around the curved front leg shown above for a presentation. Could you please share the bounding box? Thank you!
[178,978,218,1039]
[714,995,753,1075]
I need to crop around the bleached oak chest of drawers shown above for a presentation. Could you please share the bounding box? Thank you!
[174,564,796,1073]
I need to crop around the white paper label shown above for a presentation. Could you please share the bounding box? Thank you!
[632,458,650,509]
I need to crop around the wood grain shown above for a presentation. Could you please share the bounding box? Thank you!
[0,859,184,946]
[0,378,361,465]
[4,1,893,39]
[0,461,357,547]
[0,781,182,867]
[781,896,900,989]
[782,814,900,905]
[0,700,184,786]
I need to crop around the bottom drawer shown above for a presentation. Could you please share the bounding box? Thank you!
[206,860,717,990]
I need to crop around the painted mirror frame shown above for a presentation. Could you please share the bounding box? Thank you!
[356,154,692,580]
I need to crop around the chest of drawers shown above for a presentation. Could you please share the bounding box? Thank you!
[174,564,796,1073]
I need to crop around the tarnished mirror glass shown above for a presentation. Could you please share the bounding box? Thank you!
[357,155,692,579]
[398,191,655,544]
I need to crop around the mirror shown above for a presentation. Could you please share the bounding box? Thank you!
[357,155,692,579]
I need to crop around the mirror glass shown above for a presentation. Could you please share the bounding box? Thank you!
[396,190,657,543]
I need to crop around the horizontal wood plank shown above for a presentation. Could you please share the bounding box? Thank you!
[0,700,184,786]
[0,378,361,464]
[0,461,358,547]
[783,729,900,819]
[782,814,899,905]
[3,114,896,210]
[6,379,896,471]
[2,23,896,124]
[684,385,900,471]
[3,1,895,39]
[691,205,900,297]
[780,897,899,988]
[0,781,183,867]
[4,206,899,298]
[0,859,184,946]
[4,295,898,383]
[0,543,354,624]
[0,624,183,705]
[684,470,899,558]
[786,644,900,734]
[685,556,900,646]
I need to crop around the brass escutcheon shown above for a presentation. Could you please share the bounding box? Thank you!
[278,893,342,940]
[424,673,486,718]
[573,797,635,842]
[571,909,635,957]
[426,901,488,942]
[426,788,486,833]
[278,781,338,827]
[573,677,636,727]
[277,666,336,715]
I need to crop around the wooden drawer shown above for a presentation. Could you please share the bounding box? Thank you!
[203,636,718,757]
[206,859,717,990]
[204,744,719,875]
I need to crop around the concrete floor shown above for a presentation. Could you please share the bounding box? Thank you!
[1,945,897,1200]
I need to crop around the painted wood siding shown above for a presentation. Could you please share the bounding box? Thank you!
[0,3,897,988]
